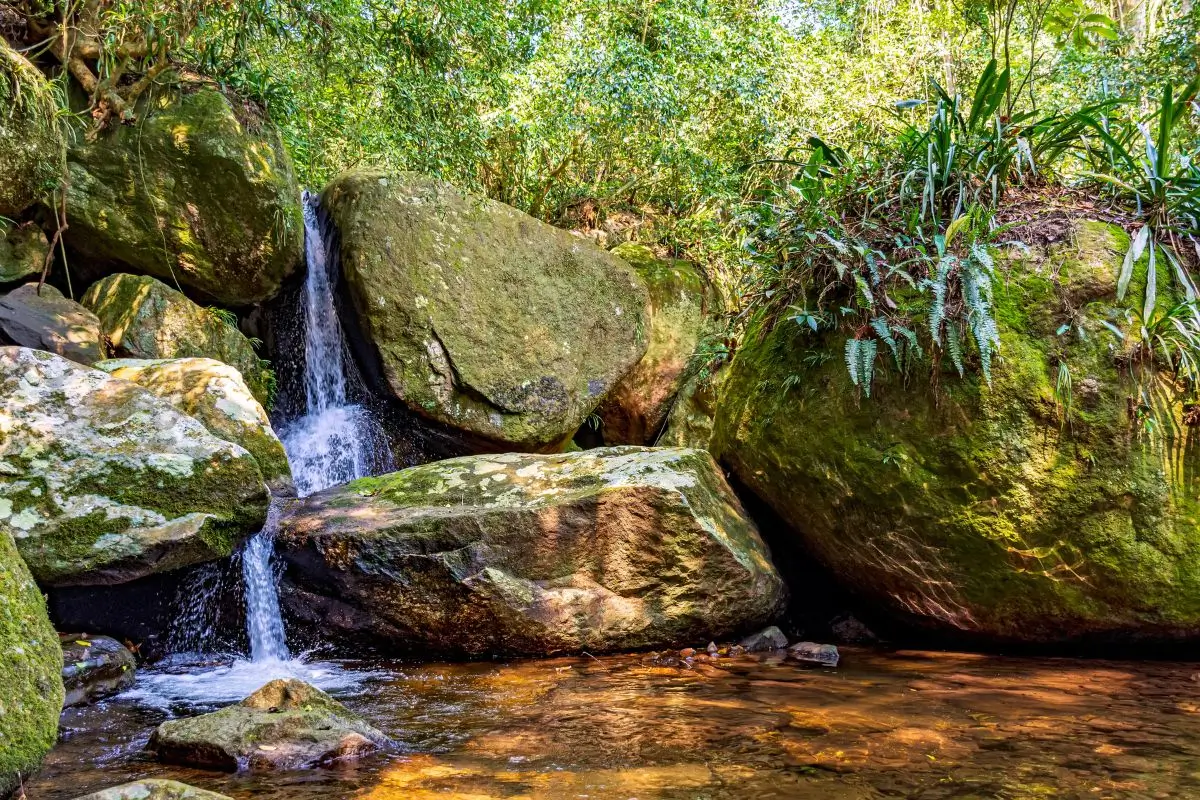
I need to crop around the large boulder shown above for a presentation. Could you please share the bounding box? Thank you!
[0,347,268,587]
[0,41,63,217]
[0,530,63,797]
[63,86,302,306]
[82,274,274,406]
[74,780,232,800]
[97,358,291,494]
[0,222,50,286]
[322,170,650,450]
[597,243,712,444]
[660,368,726,451]
[277,447,785,656]
[150,679,387,771]
[60,633,136,707]
[712,220,1200,643]
[0,283,107,365]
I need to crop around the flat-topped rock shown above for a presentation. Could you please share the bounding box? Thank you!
[73,779,233,799]
[60,634,136,707]
[0,283,107,365]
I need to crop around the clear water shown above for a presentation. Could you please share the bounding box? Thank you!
[31,648,1200,798]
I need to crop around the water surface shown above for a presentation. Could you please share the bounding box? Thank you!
[27,647,1200,799]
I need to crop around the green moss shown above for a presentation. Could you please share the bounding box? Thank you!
[0,532,63,795]
[0,41,63,218]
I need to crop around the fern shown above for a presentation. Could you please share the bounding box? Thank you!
[945,325,965,377]
[870,316,901,368]
[846,337,878,396]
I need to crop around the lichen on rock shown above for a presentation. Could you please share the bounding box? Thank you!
[0,222,51,286]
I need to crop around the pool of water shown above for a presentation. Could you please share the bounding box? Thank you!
[25,647,1200,799]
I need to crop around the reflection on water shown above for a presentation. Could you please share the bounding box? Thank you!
[28,648,1200,799]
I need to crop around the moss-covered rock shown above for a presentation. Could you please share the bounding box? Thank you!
[322,170,650,450]
[0,41,63,218]
[82,274,273,406]
[63,86,302,306]
[0,529,62,797]
[150,679,387,772]
[660,367,728,451]
[277,446,785,656]
[0,347,268,587]
[97,358,291,494]
[597,243,712,444]
[713,219,1200,643]
[0,222,50,286]
[0,283,107,365]
[73,780,232,800]
[60,633,136,707]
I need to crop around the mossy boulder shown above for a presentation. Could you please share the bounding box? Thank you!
[97,358,291,494]
[82,274,273,406]
[0,222,50,286]
[74,780,232,800]
[0,347,268,587]
[660,367,727,451]
[63,86,302,306]
[277,446,785,656]
[322,170,650,450]
[712,219,1200,643]
[60,633,136,707]
[0,530,62,797]
[150,679,387,772]
[0,41,63,217]
[597,243,713,444]
[0,283,107,365]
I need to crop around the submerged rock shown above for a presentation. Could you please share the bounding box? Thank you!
[0,42,64,217]
[322,170,649,450]
[60,633,136,707]
[0,222,50,286]
[0,283,107,365]
[82,274,274,406]
[97,358,291,494]
[73,779,233,799]
[64,87,302,306]
[713,219,1200,643]
[149,678,387,772]
[0,347,268,586]
[0,530,63,797]
[598,243,713,444]
[277,446,786,656]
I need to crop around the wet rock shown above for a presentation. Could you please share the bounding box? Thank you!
[0,283,107,365]
[82,274,274,407]
[0,222,50,286]
[788,642,840,667]
[322,170,649,450]
[96,358,291,493]
[597,243,713,444]
[0,528,62,797]
[278,446,786,656]
[60,634,136,707]
[149,678,387,772]
[73,779,233,799]
[64,86,302,306]
[0,347,268,587]
[739,625,789,652]
[0,42,63,217]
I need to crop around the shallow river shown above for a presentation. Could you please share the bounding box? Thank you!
[25,647,1200,799]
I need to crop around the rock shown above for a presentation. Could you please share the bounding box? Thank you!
[60,633,136,707]
[0,222,50,286]
[322,170,649,450]
[0,42,64,217]
[712,219,1200,643]
[739,625,789,652]
[149,678,387,771]
[96,358,291,494]
[0,283,107,365]
[63,86,302,306]
[82,274,274,406]
[277,446,786,656]
[597,243,712,444]
[73,779,233,799]
[0,347,268,587]
[0,530,63,797]
[660,367,727,451]
[830,615,877,645]
[788,642,840,667]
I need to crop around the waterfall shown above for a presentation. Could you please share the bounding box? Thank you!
[240,191,388,664]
